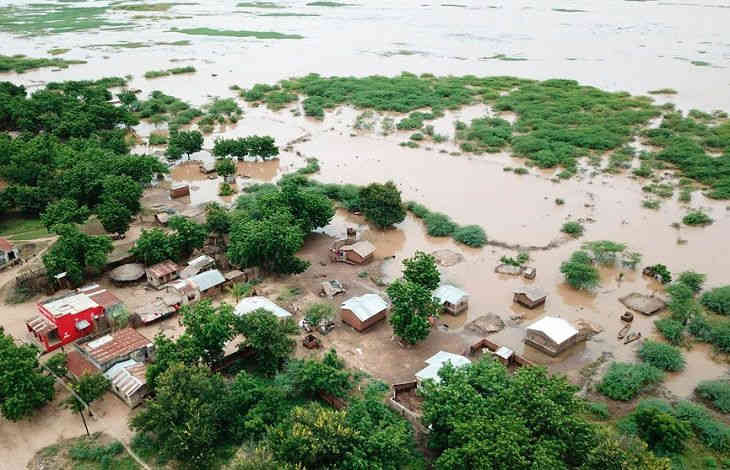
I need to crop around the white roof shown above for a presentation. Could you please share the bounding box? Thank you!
[433,285,468,305]
[189,269,225,292]
[42,293,98,318]
[104,359,146,398]
[191,150,212,160]
[527,316,578,344]
[344,240,375,258]
[417,351,471,383]
[234,296,292,319]
[341,294,388,322]
[514,286,547,302]
[188,255,214,267]
[495,346,513,360]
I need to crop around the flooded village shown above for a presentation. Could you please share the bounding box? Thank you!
[1,0,730,469]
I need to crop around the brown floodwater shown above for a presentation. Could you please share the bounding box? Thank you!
[0,0,728,432]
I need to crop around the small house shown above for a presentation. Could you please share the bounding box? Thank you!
[167,278,199,304]
[27,292,105,352]
[0,237,19,267]
[433,285,469,315]
[224,270,245,287]
[146,260,180,288]
[340,294,388,332]
[77,327,153,371]
[180,255,215,279]
[234,296,293,319]
[525,316,579,356]
[66,349,100,379]
[190,269,225,298]
[104,359,149,408]
[133,293,182,325]
[330,239,376,265]
[415,351,471,386]
[199,160,216,174]
[513,286,547,309]
[170,183,190,198]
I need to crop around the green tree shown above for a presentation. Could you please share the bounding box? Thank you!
[131,363,227,469]
[421,359,600,469]
[283,350,352,399]
[45,352,68,377]
[145,333,203,392]
[168,215,207,259]
[96,199,133,235]
[0,329,55,421]
[180,300,236,367]
[665,281,700,323]
[40,198,90,231]
[205,202,232,235]
[167,130,203,160]
[359,181,406,229]
[235,308,297,375]
[42,224,112,285]
[387,278,439,344]
[402,250,440,290]
[215,157,236,178]
[246,135,279,160]
[560,250,600,290]
[582,433,671,470]
[633,406,691,455]
[230,448,301,470]
[101,174,143,213]
[278,181,334,233]
[131,228,174,265]
[227,282,252,303]
[64,373,110,436]
[676,270,705,293]
[227,210,309,274]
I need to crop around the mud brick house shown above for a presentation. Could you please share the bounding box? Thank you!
[0,237,19,267]
[513,286,548,309]
[433,284,469,315]
[525,316,580,356]
[340,294,388,332]
[27,292,104,352]
[146,260,180,289]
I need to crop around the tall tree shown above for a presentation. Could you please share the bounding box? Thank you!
[227,210,309,274]
[167,130,203,160]
[169,215,207,259]
[96,198,133,235]
[131,228,174,265]
[387,279,439,344]
[402,251,440,291]
[235,309,297,375]
[0,329,55,421]
[215,157,236,179]
[359,181,406,229]
[42,224,112,285]
[64,373,110,436]
[40,198,90,231]
[205,202,232,235]
[101,174,143,214]
[131,363,227,469]
[181,300,236,367]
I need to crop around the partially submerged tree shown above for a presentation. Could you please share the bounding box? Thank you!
[402,250,440,291]
[0,329,55,421]
[215,157,236,179]
[560,250,600,290]
[213,135,279,160]
[167,130,203,160]
[359,181,406,229]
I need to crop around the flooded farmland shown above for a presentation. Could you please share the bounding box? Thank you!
[1,0,730,466]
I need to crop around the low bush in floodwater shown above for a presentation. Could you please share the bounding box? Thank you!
[689,315,730,353]
[561,221,584,237]
[452,225,487,247]
[598,362,664,401]
[701,286,730,315]
[455,117,512,153]
[683,211,713,226]
[424,212,457,237]
[170,27,304,39]
[696,380,730,414]
[637,340,685,372]
[654,318,684,345]
[560,250,599,290]
[0,54,85,73]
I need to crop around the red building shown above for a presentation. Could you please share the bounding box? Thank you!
[26,292,105,352]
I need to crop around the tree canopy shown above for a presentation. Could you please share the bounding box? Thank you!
[387,278,439,344]
[359,181,406,229]
[42,224,112,285]
[0,329,55,421]
[402,250,440,291]
[235,308,298,375]
[180,300,236,367]
[131,228,175,265]
[560,250,600,290]
[213,135,279,160]
[167,130,203,160]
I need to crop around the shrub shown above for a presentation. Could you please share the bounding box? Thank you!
[406,201,430,219]
[701,286,730,315]
[561,221,584,237]
[452,225,487,247]
[683,211,713,226]
[149,133,168,145]
[598,362,664,401]
[696,380,730,413]
[676,270,706,293]
[654,318,684,345]
[584,401,610,419]
[560,250,599,290]
[555,198,565,205]
[645,264,672,284]
[513,167,528,175]
[633,406,691,454]
[410,132,424,141]
[674,401,730,453]
[423,212,457,237]
[637,340,685,371]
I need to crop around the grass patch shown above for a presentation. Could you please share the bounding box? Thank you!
[113,3,193,12]
[682,211,713,226]
[0,5,129,36]
[0,216,50,240]
[452,225,487,247]
[144,66,195,78]
[598,362,664,401]
[648,88,678,95]
[701,286,730,315]
[654,317,684,345]
[47,48,70,55]
[0,54,85,73]
[237,1,285,7]
[170,27,304,39]
[456,117,512,153]
[306,1,351,6]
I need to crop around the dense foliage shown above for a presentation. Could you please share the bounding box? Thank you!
[598,362,664,401]
[637,340,686,372]
[181,301,236,367]
[42,224,113,285]
[359,181,406,229]
[212,136,279,160]
[701,285,730,315]
[560,250,600,290]
[387,278,439,345]
[402,250,440,291]
[0,329,55,421]
[695,380,730,414]
[166,130,203,160]
[235,308,298,375]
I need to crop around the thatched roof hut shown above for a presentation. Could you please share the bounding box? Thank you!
[109,263,145,283]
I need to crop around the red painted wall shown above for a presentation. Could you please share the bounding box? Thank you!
[36,303,103,352]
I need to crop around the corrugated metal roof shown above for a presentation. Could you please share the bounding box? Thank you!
[66,350,100,378]
[417,351,471,383]
[527,316,578,344]
[514,286,547,302]
[343,240,375,258]
[190,269,225,292]
[78,284,123,309]
[341,294,388,322]
[27,315,56,335]
[42,293,98,318]
[146,260,179,279]
[104,359,147,398]
[81,328,151,366]
[234,296,292,319]
[433,285,468,305]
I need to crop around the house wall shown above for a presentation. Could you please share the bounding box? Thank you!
[525,331,577,357]
[346,251,372,264]
[341,308,386,332]
[112,384,148,408]
[37,304,103,352]
[443,300,468,315]
[514,293,545,309]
